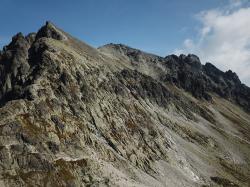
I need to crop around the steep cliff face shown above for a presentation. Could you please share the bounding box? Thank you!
[0,22,250,187]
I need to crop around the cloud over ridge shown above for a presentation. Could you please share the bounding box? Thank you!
[176,0,250,86]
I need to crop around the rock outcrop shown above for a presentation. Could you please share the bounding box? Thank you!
[0,22,249,187]
[100,43,250,111]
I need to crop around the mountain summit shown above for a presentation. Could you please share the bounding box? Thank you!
[0,22,250,187]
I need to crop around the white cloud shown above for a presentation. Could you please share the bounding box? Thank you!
[175,0,250,86]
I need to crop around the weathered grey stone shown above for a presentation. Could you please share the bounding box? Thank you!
[0,22,249,187]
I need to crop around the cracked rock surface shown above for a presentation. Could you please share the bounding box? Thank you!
[0,22,250,187]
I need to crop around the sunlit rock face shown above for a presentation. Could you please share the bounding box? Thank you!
[0,22,249,187]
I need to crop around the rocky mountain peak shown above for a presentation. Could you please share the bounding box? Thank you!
[11,32,25,42]
[99,43,157,57]
[178,54,202,70]
[4,32,28,51]
[0,23,250,187]
[35,21,67,41]
[224,69,241,83]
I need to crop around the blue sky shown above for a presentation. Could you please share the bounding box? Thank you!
[0,0,227,54]
[1,0,250,85]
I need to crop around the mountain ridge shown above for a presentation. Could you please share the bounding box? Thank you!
[0,22,249,187]
[98,42,250,112]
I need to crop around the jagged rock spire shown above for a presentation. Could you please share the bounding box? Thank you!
[35,21,67,40]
